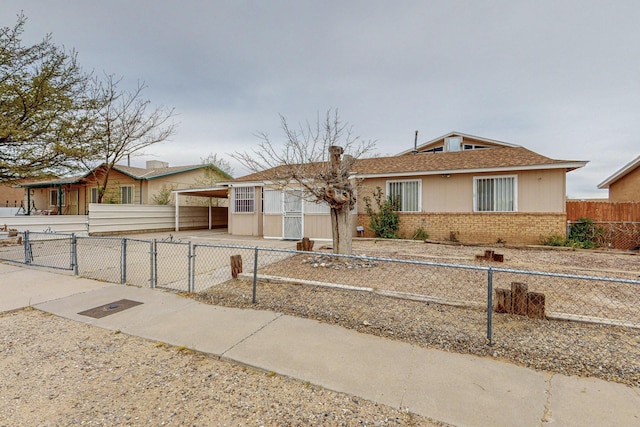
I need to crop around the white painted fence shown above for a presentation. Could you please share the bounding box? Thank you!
[0,204,228,236]
[0,214,89,234]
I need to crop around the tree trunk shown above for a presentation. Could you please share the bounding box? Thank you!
[331,205,352,254]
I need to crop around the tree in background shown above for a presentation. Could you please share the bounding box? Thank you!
[190,153,233,207]
[232,110,375,254]
[0,14,94,182]
[1,14,176,198]
[79,74,176,203]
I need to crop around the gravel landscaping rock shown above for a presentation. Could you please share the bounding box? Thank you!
[196,240,640,388]
[0,309,447,426]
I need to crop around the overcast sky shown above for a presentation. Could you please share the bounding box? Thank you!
[5,0,640,198]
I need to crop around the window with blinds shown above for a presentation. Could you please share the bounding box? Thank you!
[386,180,420,212]
[263,189,282,214]
[233,187,255,213]
[120,186,134,204]
[90,187,100,203]
[474,176,516,212]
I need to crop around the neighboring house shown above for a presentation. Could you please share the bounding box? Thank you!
[597,155,640,202]
[19,160,231,215]
[221,132,587,245]
[1,181,27,209]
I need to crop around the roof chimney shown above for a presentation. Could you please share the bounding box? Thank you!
[146,160,169,169]
[412,130,419,154]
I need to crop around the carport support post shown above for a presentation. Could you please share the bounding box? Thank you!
[252,247,259,303]
[487,267,493,346]
[121,238,127,284]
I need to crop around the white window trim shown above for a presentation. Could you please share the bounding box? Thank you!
[120,185,134,204]
[385,179,422,213]
[232,186,256,214]
[473,174,518,212]
[90,187,100,204]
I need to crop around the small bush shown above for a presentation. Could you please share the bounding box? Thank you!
[568,218,604,248]
[152,184,175,205]
[363,187,400,239]
[541,218,604,249]
[411,227,429,241]
[541,234,567,247]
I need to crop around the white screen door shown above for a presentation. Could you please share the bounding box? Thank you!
[283,190,303,240]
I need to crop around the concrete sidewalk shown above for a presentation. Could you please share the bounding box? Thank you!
[2,262,639,427]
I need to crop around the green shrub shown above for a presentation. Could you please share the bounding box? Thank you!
[568,218,604,249]
[541,234,567,247]
[411,227,429,241]
[152,184,175,205]
[541,218,604,249]
[363,187,400,239]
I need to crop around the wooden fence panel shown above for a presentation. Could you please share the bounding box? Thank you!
[566,201,640,222]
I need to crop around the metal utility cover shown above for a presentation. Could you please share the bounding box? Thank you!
[78,299,143,319]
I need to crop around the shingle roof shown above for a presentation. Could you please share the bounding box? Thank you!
[112,164,207,179]
[20,163,232,188]
[230,146,587,182]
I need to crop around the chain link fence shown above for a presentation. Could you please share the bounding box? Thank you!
[2,232,639,385]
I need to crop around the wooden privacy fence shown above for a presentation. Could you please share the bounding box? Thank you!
[566,200,640,222]
[567,200,640,249]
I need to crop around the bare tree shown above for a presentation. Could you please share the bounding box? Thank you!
[232,110,375,254]
[81,75,176,203]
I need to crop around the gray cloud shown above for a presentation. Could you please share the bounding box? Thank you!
[5,0,639,198]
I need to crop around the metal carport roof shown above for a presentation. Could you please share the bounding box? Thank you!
[172,187,229,231]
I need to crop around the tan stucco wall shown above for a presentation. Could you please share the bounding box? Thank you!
[263,215,282,238]
[357,169,566,214]
[609,165,640,202]
[229,212,262,236]
[304,214,333,239]
[517,169,566,213]
[0,185,24,208]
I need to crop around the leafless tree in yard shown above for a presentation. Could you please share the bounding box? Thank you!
[232,110,375,254]
[80,75,176,203]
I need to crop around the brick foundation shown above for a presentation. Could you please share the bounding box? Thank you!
[357,212,566,245]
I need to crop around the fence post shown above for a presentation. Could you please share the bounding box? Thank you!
[150,239,157,288]
[252,247,259,303]
[71,233,78,276]
[487,267,493,346]
[188,242,194,293]
[23,230,31,264]
[121,238,127,284]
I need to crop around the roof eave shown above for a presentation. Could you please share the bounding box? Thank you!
[597,155,640,189]
[353,161,588,179]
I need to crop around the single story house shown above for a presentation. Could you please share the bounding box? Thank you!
[597,154,640,202]
[222,132,587,245]
[19,160,231,215]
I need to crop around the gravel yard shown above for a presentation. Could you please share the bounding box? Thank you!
[196,240,640,388]
[0,309,446,426]
[2,238,639,425]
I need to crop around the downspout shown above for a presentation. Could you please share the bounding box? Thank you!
[139,179,143,204]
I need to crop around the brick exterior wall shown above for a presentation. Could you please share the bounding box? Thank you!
[357,212,567,245]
